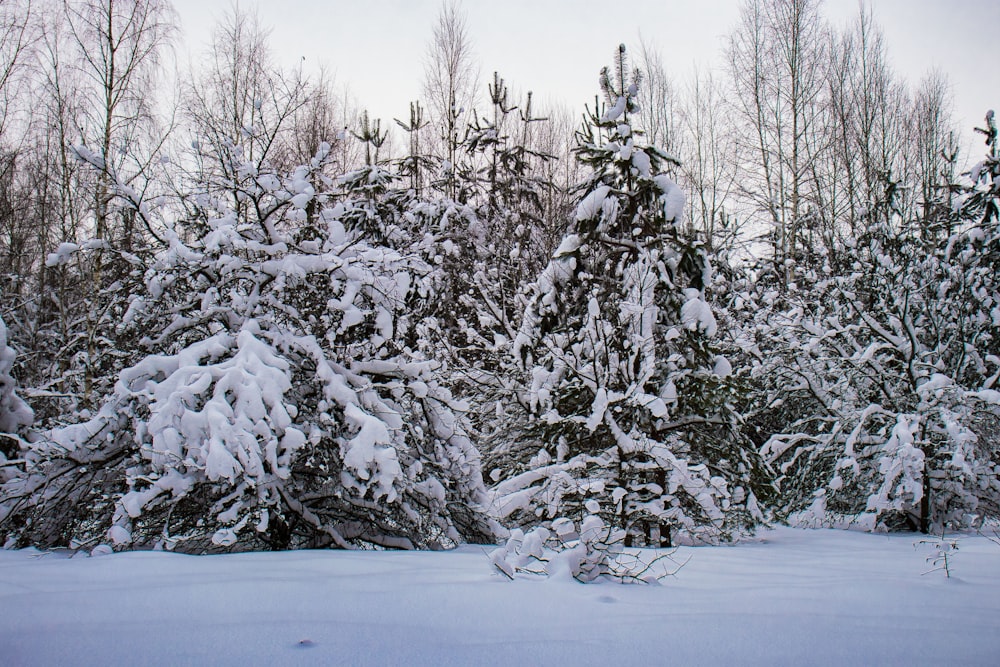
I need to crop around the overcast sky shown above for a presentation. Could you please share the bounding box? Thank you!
[169,0,999,153]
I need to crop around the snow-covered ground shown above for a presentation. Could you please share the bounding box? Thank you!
[1,527,998,666]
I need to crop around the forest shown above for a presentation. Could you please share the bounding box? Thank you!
[0,0,997,572]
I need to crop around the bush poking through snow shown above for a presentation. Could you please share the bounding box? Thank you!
[489,503,687,583]
[915,530,960,578]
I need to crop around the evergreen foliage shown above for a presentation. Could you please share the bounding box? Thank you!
[490,46,772,547]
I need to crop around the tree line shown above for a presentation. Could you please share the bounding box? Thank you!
[0,0,997,554]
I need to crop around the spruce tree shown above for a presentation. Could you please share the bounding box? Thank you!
[490,46,771,546]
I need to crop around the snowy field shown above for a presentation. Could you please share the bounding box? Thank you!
[1,527,998,666]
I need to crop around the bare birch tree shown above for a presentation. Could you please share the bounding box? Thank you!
[0,0,35,140]
[911,70,958,237]
[183,3,307,238]
[726,0,827,274]
[637,40,681,162]
[680,68,738,251]
[422,0,479,199]
[58,0,176,406]
[63,0,176,245]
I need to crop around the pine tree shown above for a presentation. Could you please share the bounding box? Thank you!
[490,46,771,546]
[964,110,999,227]
[433,75,557,439]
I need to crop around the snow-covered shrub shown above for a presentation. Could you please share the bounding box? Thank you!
[0,143,497,552]
[962,110,999,228]
[916,530,960,578]
[488,47,772,547]
[0,315,32,466]
[9,140,178,431]
[488,500,681,583]
[745,128,1000,532]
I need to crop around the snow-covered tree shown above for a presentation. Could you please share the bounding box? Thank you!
[964,110,1000,229]
[427,77,557,439]
[0,140,497,552]
[489,47,772,547]
[0,315,32,465]
[747,114,1000,532]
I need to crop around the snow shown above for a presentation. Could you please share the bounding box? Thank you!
[1,527,998,665]
[601,95,627,123]
[971,389,1000,405]
[655,175,686,222]
[713,355,733,377]
[0,317,32,434]
[574,185,611,222]
[341,402,402,501]
[630,149,651,178]
[553,233,581,257]
[680,288,718,337]
[585,386,609,431]
[44,242,80,267]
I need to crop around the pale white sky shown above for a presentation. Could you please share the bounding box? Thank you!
[170,0,999,153]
